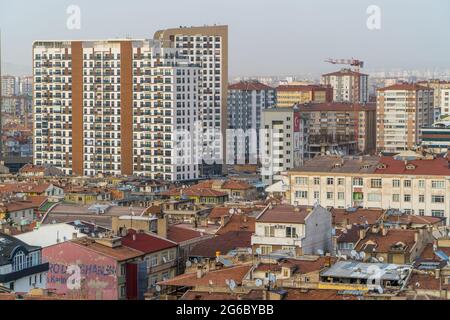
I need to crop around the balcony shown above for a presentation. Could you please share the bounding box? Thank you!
[251,235,303,247]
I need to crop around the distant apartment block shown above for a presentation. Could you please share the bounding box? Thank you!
[33,39,200,181]
[154,25,228,177]
[276,84,332,107]
[418,79,450,117]
[261,107,308,185]
[376,83,434,153]
[227,80,276,164]
[297,102,376,157]
[1,75,17,97]
[322,69,368,104]
[420,117,450,154]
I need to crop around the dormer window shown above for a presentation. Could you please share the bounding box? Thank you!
[377,163,387,170]
[406,164,416,170]
[333,163,342,169]
[361,164,371,169]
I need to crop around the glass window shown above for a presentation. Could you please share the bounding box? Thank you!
[326,192,333,200]
[353,178,363,186]
[432,210,444,218]
[337,178,344,185]
[432,181,445,189]
[404,180,412,188]
[392,194,400,202]
[295,177,308,185]
[404,194,411,202]
[338,192,344,200]
[327,178,334,185]
[286,227,297,238]
[313,177,320,185]
[371,179,382,188]
[419,195,425,203]
[432,195,445,203]
[392,180,400,188]
[264,226,275,237]
[418,180,425,188]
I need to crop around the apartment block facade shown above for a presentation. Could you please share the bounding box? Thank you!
[322,69,368,104]
[261,107,308,185]
[276,84,332,107]
[376,83,434,153]
[289,153,450,223]
[227,80,276,164]
[297,102,376,157]
[33,39,200,181]
[418,80,450,117]
[154,25,228,177]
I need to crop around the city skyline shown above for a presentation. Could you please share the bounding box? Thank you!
[1,0,450,77]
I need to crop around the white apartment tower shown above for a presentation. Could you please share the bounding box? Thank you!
[154,25,228,177]
[32,39,200,181]
[322,69,368,104]
[376,83,434,153]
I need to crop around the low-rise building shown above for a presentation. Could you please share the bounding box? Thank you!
[0,232,49,293]
[276,84,332,107]
[251,204,332,256]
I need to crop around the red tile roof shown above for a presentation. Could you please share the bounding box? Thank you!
[221,180,253,190]
[355,229,418,253]
[216,214,255,235]
[167,225,206,243]
[162,187,228,197]
[229,81,273,91]
[377,83,430,91]
[190,231,253,258]
[121,229,177,253]
[257,205,311,224]
[331,208,384,226]
[374,156,450,176]
[158,264,252,287]
[322,69,367,77]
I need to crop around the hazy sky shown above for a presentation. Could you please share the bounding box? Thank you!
[1,0,450,77]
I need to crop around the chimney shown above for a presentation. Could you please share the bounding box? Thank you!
[132,234,136,241]
[243,214,248,223]
[435,268,441,280]
[381,225,388,236]
[72,232,78,240]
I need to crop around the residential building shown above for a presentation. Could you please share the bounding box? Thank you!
[297,102,376,156]
[321,69,368,104]
[0,232,49,293]
[376,83,434,153]
[418,79,450,117]
[251,204,332,256]
[1,75,16,97]
[289,152,450,222]
[227,80,276,164]
[420,117,450,154]
[261,107,309,185]
[276,84,332,107]
[161,186,229,205]
[33,39,200,181]
[154,25,228,177]
[18,76,33,97]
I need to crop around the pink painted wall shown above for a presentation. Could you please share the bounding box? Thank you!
[43,242,119,300]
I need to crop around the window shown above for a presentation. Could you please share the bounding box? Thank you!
[264,226,275,237]
[404,194,411,202]
[327,178,334,185]
[314,191,320,200]
[326,192,333,200]
[371,179,382,188]
[392,194,400,202]
[419,209,425,216]
[150,255,158,267]
[150,275,158,287]
[432,195,445,203]
[404,180,411,188]
[432,210,444,218]
[432,180,445,189]
[295,191,308,199]
[337,178,344,185]
[286,227,297,238]
[338,192,345,200]
[261,245,272,255]
[295,177,308,185]
[368,193,381,202]
[418,180,425,188]
[120,285,126,297]
[313,177,320,185]
[353,178,363,186]
[392,180,400,188]
[419,195,425,203]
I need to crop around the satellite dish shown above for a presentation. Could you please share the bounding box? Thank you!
[229,209,235,215]
[359,252,366,260]
[186,260,192,268]
[229,280,237,291]
[255,279,263,287]
[155,285,161,292]
[247,248,253,254]
[269,273,276,283]
[378,256,384,263]
[193,258,198,264]
[316,249,324,256]
[209,280,214,286]
[255,248,262,255]
[350,250,358,259]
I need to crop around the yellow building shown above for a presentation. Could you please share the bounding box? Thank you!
[276,84,332,107]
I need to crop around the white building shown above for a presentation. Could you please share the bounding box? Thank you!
[251,204,332,256]
[32,39,200,181]
[322,69,368,104]
[1,75,17,97]
[0,233,48,293]
[376,83,434,153]
[261,107,308,185]
[289,152,450,222]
